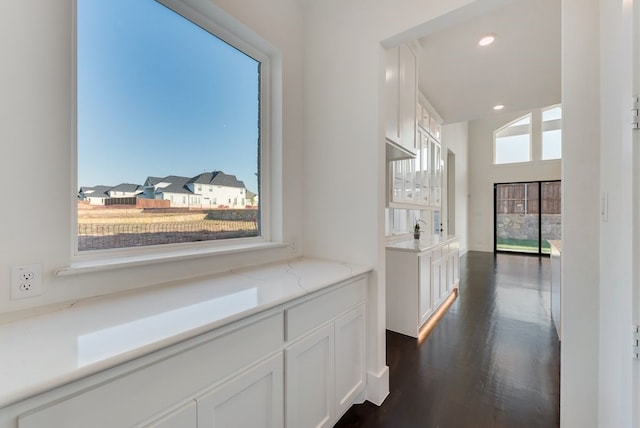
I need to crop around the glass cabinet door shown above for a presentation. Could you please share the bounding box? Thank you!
[392,160,403,202]
[391,157,415,203]
[402,157,415,202]
[430,138,442,207]
[418,129,430,205]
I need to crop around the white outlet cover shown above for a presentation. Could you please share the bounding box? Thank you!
[10,264,43,300]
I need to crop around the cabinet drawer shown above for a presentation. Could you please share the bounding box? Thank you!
[18,312,284,428]
[285,277,366,342]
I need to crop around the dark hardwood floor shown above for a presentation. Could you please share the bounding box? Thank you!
[335,251,560,428]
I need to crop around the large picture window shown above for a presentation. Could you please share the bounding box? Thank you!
[76,0,265,253]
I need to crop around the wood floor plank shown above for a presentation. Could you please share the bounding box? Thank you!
[335,251,560,428]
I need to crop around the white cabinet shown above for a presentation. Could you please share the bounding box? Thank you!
[417,252,432,326]
[11,275,368,428]
[18,313,284,428]
[386,238,459,338]
[197,354,283,428]
[285,280,367,428]
[430,247,443,307]
[385,44,417,159]
[446,241,460,293]
[285,324,335,428]
[334,305,366,417]
[139,401,197,428]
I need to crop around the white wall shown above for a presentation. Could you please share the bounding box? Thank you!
[442,121,469,254]
[467,109,561,252]
[0,0,304,320]
[300,0,502,405]
[560,0,601,425]
[597,0,634,426]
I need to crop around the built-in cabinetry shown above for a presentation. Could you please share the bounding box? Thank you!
[386,54,443,210]
[392,125,442,207]
[386,237,459,338]
[285,280,366,428]
[5,275,367,428]
[385,44,418,160]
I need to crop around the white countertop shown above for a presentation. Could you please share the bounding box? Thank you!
[0,257,370,408]
[386,235,457,253]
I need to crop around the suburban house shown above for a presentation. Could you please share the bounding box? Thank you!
[142,171,251,208]
[107,183,144,198]
[77,185,112,205]
[0,0,637,427]
[78,184,144,205]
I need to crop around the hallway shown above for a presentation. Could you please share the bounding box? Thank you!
[336,251,560,428]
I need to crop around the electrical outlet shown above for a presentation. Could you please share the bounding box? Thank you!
[11,264,43,300]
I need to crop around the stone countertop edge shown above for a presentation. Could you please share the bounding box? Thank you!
[0,257,371,409]
[385,235,458,253]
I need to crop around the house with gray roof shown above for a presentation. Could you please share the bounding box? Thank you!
[78,185,112,205]
[141,171,253,208]
[108,183,144,198]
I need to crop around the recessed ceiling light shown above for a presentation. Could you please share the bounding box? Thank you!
[493,104,505,111]
[478,34,496,47]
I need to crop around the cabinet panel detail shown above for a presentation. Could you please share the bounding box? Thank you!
[138,401,197,428]
[18,313,283,428]
[386,239,459,338]
[286,278,365,342]
[285,324,335,428]
[197,354,284,428]
[418,254,433,326]
[334,305,366,418]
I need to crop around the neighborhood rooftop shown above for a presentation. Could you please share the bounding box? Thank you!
[79,171,256,209]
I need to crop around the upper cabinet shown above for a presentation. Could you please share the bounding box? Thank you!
[417,100,441,141]
[385,44,418,160]
[386,43,443,209]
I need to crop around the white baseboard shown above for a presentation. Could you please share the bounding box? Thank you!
[365,365,389,406]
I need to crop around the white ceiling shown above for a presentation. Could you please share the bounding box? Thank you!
[417,0,561,124]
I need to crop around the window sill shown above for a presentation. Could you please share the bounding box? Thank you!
[492,158,561,168]
[55,241,288,277]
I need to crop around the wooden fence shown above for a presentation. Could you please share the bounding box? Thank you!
[496,182,561,214]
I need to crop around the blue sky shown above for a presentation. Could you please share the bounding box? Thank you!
[77,0,260,193]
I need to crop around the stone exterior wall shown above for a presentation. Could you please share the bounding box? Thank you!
[496,214,561,240]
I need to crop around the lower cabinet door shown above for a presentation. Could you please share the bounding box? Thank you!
[418,253,432,326]
[197,353,284,428]
[431,259,441,305]
[334,305,366,418]
[140,401,197,428]
[285,323,335,428]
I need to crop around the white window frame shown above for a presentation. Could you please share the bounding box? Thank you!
[70,0,280,266]
[493,114,532,165]
[541,104,562,160]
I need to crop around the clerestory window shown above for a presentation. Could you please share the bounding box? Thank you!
[494,114,532,164]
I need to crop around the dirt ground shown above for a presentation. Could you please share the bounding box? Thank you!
[77,205,258,251]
